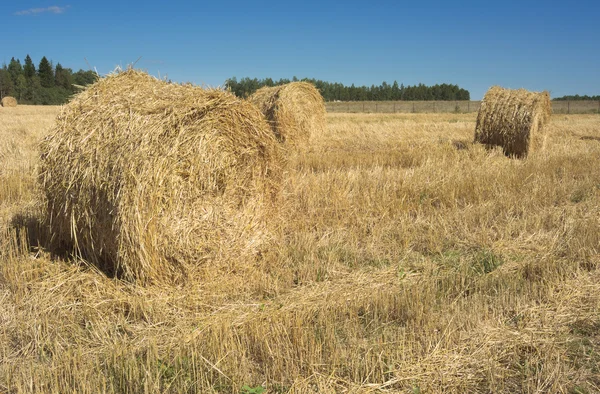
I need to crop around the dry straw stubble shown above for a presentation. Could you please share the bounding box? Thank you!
[249,82,326,149]
[474,86,551,158]
[39,70,283,284]
[1,96,18,107]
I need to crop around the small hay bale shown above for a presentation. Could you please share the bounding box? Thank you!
[40,70,283,284]
[249,82,326,148]
[1,96,17,107]
[474,86,551,158]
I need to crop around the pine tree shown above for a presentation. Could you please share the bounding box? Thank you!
[0,68,14,98]
[391,81,400,100]
[54,63,73,90]
[38,56,54,88]
[54,63,64,87]
[7,58,23,86]
[24,55,36,79]
[24,75,41,102]
[16,75,27,101]
[381,81,391,100]
[222,75,470,102]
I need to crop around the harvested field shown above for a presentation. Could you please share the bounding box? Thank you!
[1,107,600,393]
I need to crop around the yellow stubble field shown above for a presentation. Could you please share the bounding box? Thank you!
[1,106,599,393]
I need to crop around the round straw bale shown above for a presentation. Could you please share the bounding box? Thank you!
[248,82,326,149]
[474,86,551,158]
[1,96,18,107]
[40,70,283,284]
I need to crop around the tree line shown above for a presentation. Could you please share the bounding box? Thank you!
[553,95,600,101]
[225,77,471,101]
[0,55,97,105]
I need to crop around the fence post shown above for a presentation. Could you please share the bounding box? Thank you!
[412,102,415,113]
[433,102,436,113]
[394,102,396,113]
[376,103,378,113]
[598,100,600,114]
[567,100,570,114]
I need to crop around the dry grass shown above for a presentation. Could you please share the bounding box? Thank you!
[474,86,552,158]
[1,107,600,393]
[1,96,18,107]
[249,82,326,149]
[39,70,283,284]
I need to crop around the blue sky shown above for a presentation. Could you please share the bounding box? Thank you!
[1,1,598,99]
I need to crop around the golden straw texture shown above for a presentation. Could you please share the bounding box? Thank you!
[1,96,18,107]
[249,82,326,149]
[39,70,283,284]
[474,86,551,158]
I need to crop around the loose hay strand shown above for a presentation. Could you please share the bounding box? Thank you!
[249,82,326,149]
[474,86,551,158]
[39,70,283,285]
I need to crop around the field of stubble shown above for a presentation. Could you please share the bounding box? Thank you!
[1,106,599,393]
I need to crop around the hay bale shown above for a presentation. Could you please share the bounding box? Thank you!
[474,86,551,158]
[1,96,17,107]
[249,82,326,148]
[40,70,283,284]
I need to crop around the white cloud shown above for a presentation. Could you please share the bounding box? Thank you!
[15,6,69,16]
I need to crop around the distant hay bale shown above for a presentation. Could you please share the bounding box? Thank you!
[40,70,283,284]
[249,82,326,148]
[474,86,551,158]
[1,96,17,107]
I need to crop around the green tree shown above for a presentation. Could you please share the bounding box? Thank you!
[391,81,400,100]
[24,54,36,79]
[38,56,55,88]
[553,94,599,101]
[72,70,98,86]
[0,68,14,97]
[54,63,73,90]
[2,54,99,104]
[381,81,392,100]
[24,75,42,102]
[226,75,471,102]
[7,58,23,86]
[14,75,27,101]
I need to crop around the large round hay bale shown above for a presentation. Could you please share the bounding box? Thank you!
[474,86,551,158]
[40,70,283,284]
[248,82,326,148]
[1,96,18,107]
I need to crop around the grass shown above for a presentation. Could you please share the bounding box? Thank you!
[1,107,599,393]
